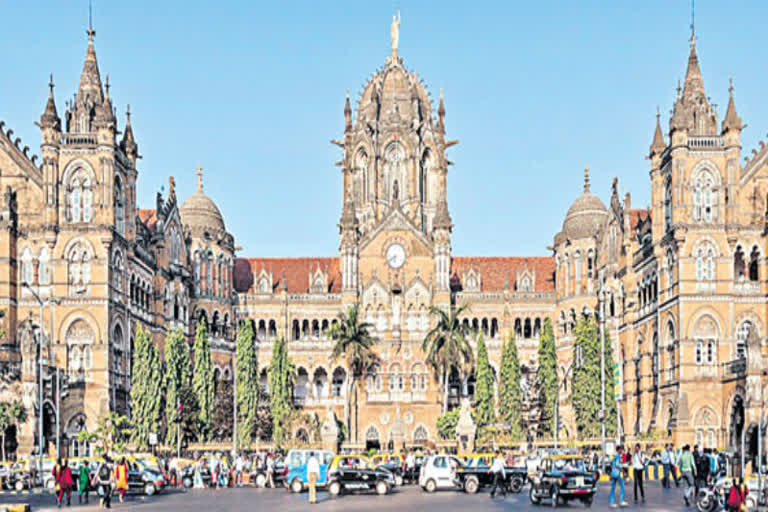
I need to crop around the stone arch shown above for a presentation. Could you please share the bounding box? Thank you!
[59,310,102,345]
[60,158,97,186]
[365,424,380,442]
[60,236,98,260]
[686,309,723,340]
[413,424,429,444]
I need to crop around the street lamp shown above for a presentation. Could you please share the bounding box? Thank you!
[598,285,607,470]
[554,362,573,450]
[22,282,59,481]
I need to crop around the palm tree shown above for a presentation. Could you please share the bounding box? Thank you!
[329,304,378,443]
[422,304,474,414]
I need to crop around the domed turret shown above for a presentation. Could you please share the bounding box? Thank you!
[560,166,607,241]
[180,164,226,233]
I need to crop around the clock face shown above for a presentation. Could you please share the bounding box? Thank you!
[386,243,406,269]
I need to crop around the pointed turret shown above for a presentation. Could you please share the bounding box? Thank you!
[67,30,104,134]
[669,35,717,137]
[437,89,445,134]
[344,89,352,133]
[649,109,666,157]
[40,74,61,131]
[120,105,138,163]
[94,74,116,132]
[340,194,358,229]
[433,196,452,230]
[721,79,742,135]
[682,38,705,101]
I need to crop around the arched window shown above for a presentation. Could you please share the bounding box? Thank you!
[332,367,346,397]
[695,243,715,282]
[20,247,34,285]
[734,246,746,281]
[749,246,760,282]
[574,251,582,290]
[664,178,672,231]
[736,320,753,360]
[114,177,125,235]
[693,170,716,222]
[39,247,51,285]
[68,243,92,293]
[68,170,94,223]
[384,142,406,203]
[564,253,570,293]
[413,425,428,444]
[194,253,201,296]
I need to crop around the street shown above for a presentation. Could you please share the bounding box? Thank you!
[0,483,694,512]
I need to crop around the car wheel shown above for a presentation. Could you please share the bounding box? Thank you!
[529,485,540,506]
[328,481,341,496]
[583,496,593,508]
[145,483,156,496]
[425,479,437,493]
[376,481,389,495]
[291,478,304,493]
[255,473,266,488]
[464,476,479,494]
[395,475,403,487]
[551,486,559,508]
[15,480,24,491]
[182,476,193,488]
[510,477,524,493]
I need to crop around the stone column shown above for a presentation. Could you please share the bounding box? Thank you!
[455,398,476,453]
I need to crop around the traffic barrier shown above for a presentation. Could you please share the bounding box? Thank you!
[4,504,30,512]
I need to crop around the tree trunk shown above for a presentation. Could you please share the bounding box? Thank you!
[1,431,5,462]
[442,367,449,414]
[345,377,354,443]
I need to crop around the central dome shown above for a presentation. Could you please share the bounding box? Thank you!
[179,165,226,233]
[560,167,607,241]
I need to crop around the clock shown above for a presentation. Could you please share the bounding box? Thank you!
[386,243,406,269]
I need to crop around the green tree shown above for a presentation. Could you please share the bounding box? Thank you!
[329,304,378,442]
[498,334,523,440]
[235,321,259,450]
[268,336,295,449]
[130,323,162,450]
[536,317,557,438]
[571,315,617,439]
[422,305,473,414]
[472,334,496,428]
[77,413,133,455]
[0,400,26,461]
[164,327,191,445]
[192,318,215,441]
[436,410,459,440]
[210,379,233,441]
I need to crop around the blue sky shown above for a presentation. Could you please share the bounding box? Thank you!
[2,1,767,257]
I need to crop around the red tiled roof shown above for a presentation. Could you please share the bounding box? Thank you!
[629,208,651,236]
[234,257,341,294]
[137,208,158,229]
[450,256,555,292]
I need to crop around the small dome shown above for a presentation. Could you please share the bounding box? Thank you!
[179,165,225,233]
[560,167,607,241]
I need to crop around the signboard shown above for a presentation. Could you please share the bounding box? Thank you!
[149,433,158,446]
[613,363,620,387]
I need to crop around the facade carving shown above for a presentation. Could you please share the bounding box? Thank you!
[0,17,766,455]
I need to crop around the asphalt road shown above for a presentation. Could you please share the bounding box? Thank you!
[0,482,694,511]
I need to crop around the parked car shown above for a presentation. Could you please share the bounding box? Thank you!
[285,449,334,493]
[370,453,404,486]
[528,455,597,508]
[327,454,395,496]
[126,459,166,496]
[418,454,465,492]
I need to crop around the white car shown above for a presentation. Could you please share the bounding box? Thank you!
[418,455,463,493]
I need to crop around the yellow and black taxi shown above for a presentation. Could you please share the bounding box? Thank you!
[456,453,528,494]
[327,454,396,496]
[370,453,404,486]
[528,455,597,508]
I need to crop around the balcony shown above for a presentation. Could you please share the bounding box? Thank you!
[722,358,746,378]
[367,390,427,403]
[688,136,724,150]
[733,281,760,295]
[59,133,97,145]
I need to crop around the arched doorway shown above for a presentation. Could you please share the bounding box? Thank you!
[745,423,759,470]
[729,395,745,450]
[365,425,380,452]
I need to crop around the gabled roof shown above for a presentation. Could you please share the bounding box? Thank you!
[450,256,555,292]
[234,257,341,294]
[629,208,651,237]
[137,208,158,230]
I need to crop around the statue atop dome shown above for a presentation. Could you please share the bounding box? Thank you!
[390,9,401,57]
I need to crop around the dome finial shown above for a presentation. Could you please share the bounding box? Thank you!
[197,163,203,193]
[583,165,590,193]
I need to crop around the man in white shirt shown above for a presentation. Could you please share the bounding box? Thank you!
[266,455,275,488]
[234,456,244,487]
[405,452,416,484]
[489,453,507,499]
[632,444,646,503]
[307,454,320,505]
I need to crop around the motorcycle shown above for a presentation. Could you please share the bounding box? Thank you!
[696,476,728,512]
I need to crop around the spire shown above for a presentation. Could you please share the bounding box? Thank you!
[76,22,103,107]
[169,176,176,201]
[433,197,452,230]
[583,165,590,193]
[721,78,742,134]
[196,164,203,193]
[95,73,116,129]
[437,89,445,134]
[340,193,358,229]
[682,35,705,100]
[344,88,352,132]
[120,104,137,158]
[40,74,61,131]
[650,107,666,156]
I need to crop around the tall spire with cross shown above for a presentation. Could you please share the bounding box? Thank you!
[197,164,204,193]
[583,165,590,193]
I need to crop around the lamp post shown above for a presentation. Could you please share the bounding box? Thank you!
[599,285,607,469]
[554,363,573,450]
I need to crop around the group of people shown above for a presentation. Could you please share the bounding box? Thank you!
[51,457,130,509]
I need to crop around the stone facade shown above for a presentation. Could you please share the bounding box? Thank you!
[1,19,767,456]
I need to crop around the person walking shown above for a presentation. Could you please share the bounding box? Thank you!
[725,477,748,512]
[234,455,243,487]
[265,455,275,488]
[405,451,416,485]
[609,445,628,508]
[632,444,646,503]
[77,461,90,504]
[94,458,113,509]
[307,453,320,505]
[661,444,672,489]
[114,457,129,503]
[61,460,74,507]
[678,444,697,507]
[694,445,710,494]
[669,445,680,487]
[53,458,65,508]
[488,452,506,499]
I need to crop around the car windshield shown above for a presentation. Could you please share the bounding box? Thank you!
[338,457,372,470]
[552,458,585,472]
